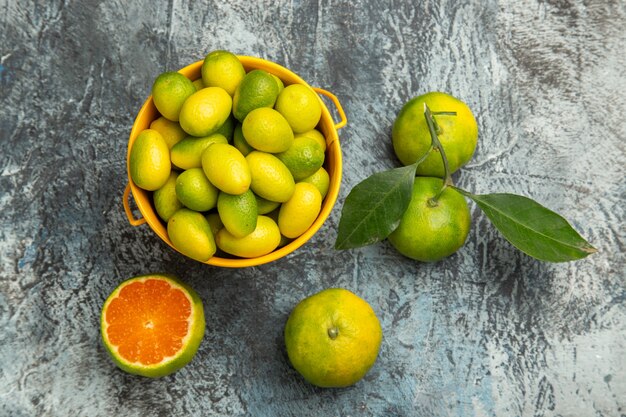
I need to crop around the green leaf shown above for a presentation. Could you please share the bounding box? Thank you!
[456,189,597,262]
[335,164,417,249]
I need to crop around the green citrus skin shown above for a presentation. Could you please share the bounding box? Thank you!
[201,143,251,195]
[278,182,322,239]
[149,117,187,149]
[206,212,224,236]
[192,78,205,91]
[254,194,280,214]
[215,114,236,140]
[100,274,205,378]
[153,172,184,222]
[217,189,258,238]
[276,136,325,181]
[392,92,478,177]
[152,72,196,122]
[232,70,279,122]
[388,177,471,262]
[301,167,330,199]
[175,168,219,212]
[242,107,294,153]
[233,123,254,156]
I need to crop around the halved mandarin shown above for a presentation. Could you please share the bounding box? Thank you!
[100,274,205,377]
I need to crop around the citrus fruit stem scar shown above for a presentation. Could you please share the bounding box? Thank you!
[327,327,339,339]
[423,104,455,203]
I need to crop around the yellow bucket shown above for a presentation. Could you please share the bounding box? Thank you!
[123,56,347,268]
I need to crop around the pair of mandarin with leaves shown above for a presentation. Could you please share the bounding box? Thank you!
[335,92,595,263]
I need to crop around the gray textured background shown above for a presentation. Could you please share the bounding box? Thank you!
[1,1,625,416]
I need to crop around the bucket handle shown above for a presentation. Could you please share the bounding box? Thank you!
[123,183,147,227]
[313,88,347,130]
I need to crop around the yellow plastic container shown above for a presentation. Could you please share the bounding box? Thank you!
[123,56,347,268]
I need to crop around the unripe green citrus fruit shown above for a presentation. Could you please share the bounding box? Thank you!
[129,129,171,191]
[387,177,471,261]
[201,50,246,96]
[179,87,232,137]
[392,92,478,177]
[152,72,196,122]
[284,288,382,388]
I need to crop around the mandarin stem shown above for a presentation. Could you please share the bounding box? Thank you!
[423,104,454,205]
[430,111,456,135]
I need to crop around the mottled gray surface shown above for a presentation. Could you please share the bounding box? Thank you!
[1,0,624,416]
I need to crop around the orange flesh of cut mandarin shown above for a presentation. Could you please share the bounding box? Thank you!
[104,279,192,365]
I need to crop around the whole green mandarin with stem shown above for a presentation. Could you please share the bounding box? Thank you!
[392,92,477,177]
[388,177,471,262]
